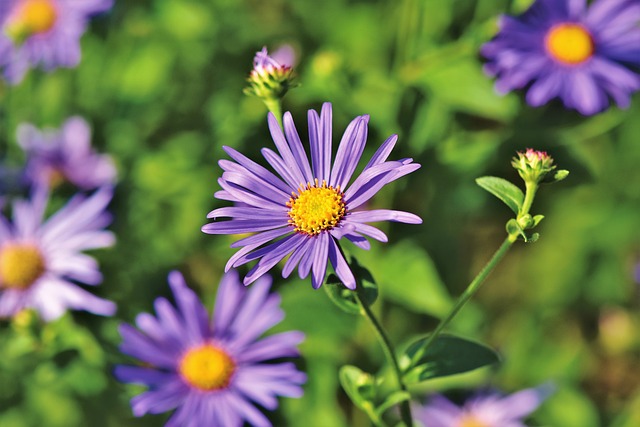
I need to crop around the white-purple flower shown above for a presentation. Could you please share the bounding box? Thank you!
[482,0,640,115]
[17,116,116,190]
[114,270,306,427]
[201,102,422,290]
[0,0,113,84]
[414,386,552,427]
[0,186,116,320]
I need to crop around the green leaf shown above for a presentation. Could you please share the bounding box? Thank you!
[476,176,524,214]
[338,365,377,408]
[324,257,378,315]
[400,334,500,384]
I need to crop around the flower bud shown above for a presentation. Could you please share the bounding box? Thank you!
[511,149,556,184]
[244,46,296,101]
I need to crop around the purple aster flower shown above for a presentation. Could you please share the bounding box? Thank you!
[201,102,422,290]
[114,270,306,427]
[0,186,116,320]
[414,386,552,427]
[482,0,640,115]
[17,116,117,190]
[0,0,113,84]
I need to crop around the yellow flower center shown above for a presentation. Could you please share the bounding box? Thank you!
[177,344,236,391]
[287,179,346,236]
[458,414,489,427]
[0,243,46,290]
[545,23,594,65]
[5,0,58,42]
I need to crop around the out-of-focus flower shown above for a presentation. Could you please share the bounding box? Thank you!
[511,148,556,184]
[0,164,27,208]
[0,0,113,84]
[414,386,552,427]
[245,46,296,101]
[0,186,116,320]
[17,116,116,190]
[201,102,422,289]
[482,0,640,115]
[114,270,306,427]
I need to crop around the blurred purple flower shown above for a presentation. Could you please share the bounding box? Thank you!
[482,0,640,115]
[17,116,116,190]
[0,0,113,84]
[201,102,422,289]
[114,270,306,427]
[414,386,552,427]
[0,186,116,320]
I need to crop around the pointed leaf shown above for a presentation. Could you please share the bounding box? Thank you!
[339,365,377,407]
[325,257,378,315]
[400,334,500,384]
[476,176,524,214]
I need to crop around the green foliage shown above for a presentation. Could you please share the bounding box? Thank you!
[400,334,500,384]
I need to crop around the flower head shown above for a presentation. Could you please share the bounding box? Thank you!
[17,116,116,190]
[414,386,552,427]
[0,0,113,84]
[114,270,306,427]
[482,0,640,115]
[201,102,422,289]
[0,186,116,320]
[245,46,296,100]
[511,148,556,184]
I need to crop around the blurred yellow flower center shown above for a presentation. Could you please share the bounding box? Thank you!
[458,415,489,427]
[0,243,46,290]
[6,0,57,41]
[178,344,235,391]
[545,23,594,65]
[287,179,346,236]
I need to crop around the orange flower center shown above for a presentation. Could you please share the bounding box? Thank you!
[458,414,490,427]
[545,23,594,65]
[5,0,58,42]
[287,179,346,236]
[0,243,46,290]
[177,344,236,391]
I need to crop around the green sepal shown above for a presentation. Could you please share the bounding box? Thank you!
[476,176,524,214]
[532,214,545,227]
[506,218,525,240]
[400,334,500,384]
[324,257,378,315]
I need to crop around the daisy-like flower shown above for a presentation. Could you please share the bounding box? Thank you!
[482,0,640,115]
[0,0,113,84]
[0,186,116,320]
[114,270,306,427]
[17,116,116,190]
[414,386,552,427]
[201,102,422,289]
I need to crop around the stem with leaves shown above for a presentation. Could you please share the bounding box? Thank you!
[354,290,413,427]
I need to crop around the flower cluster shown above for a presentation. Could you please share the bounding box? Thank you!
[244,46,296,101]
[511,148,556,184]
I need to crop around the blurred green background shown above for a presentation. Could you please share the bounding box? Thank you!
[1,0,639,426]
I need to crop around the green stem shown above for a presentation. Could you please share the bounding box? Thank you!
[355,291,413,427]
[520,182,538,217]
[263,98,283,128]
[410,235,517,365]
